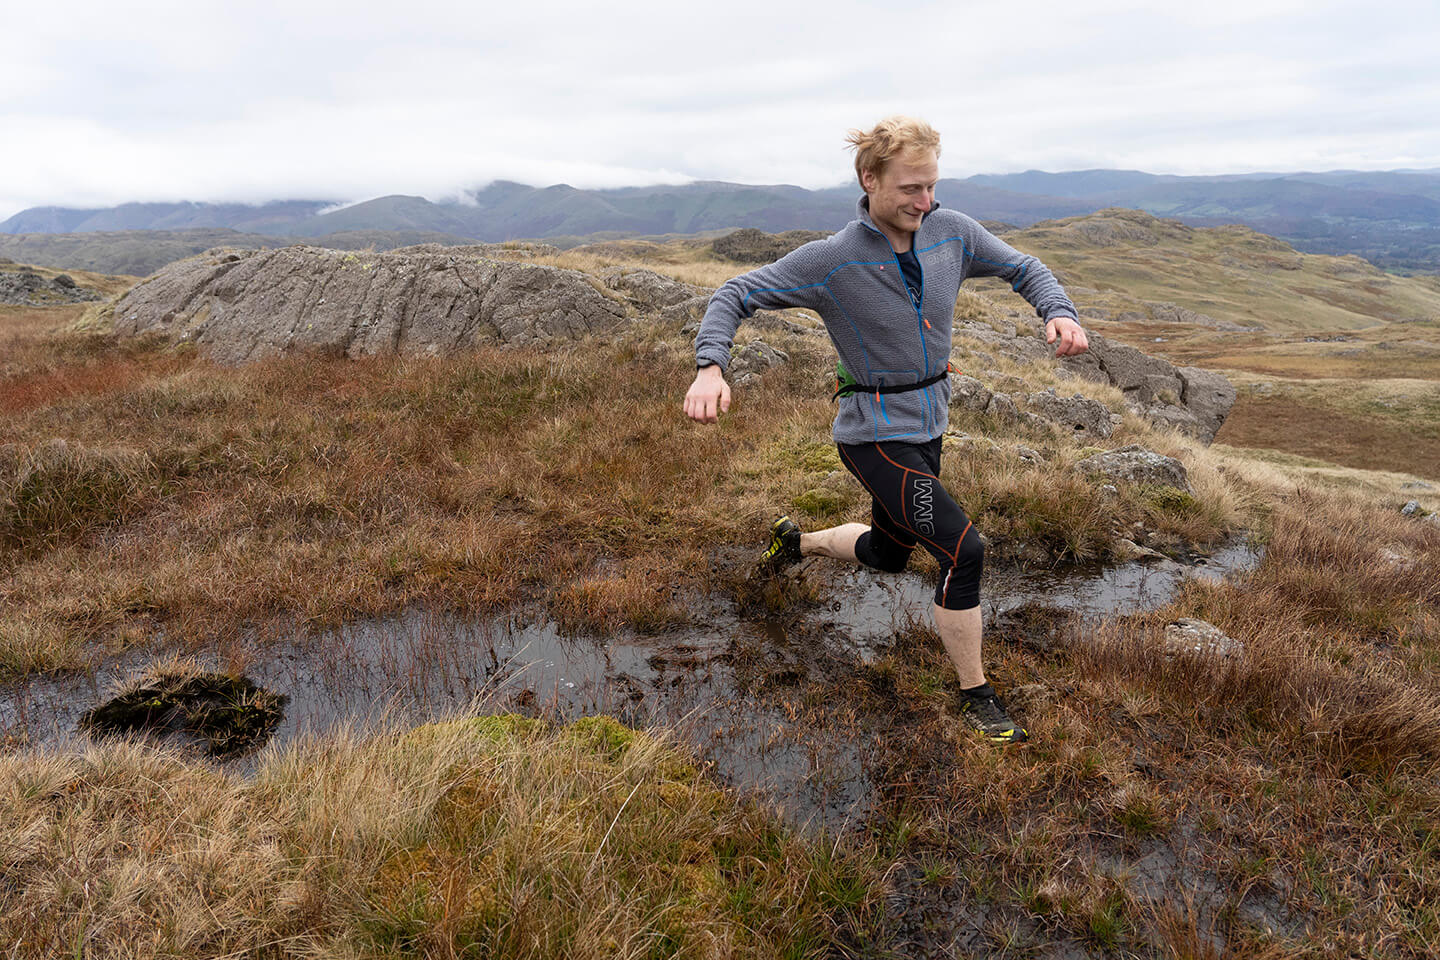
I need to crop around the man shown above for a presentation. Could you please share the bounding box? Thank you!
[683,116,1089,744]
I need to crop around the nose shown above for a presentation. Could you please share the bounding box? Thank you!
[915,189,931,211]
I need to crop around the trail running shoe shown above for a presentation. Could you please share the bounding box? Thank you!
[759,515,803,569]
[958,684,1028,745]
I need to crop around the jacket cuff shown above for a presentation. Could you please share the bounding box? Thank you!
[695,349,730,371]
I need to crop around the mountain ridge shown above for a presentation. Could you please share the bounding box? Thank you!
[6,166,1440,272]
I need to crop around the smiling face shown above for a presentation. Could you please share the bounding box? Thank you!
[860,148,939,249]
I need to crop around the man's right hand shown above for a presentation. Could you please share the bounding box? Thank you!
[684,365,731,424]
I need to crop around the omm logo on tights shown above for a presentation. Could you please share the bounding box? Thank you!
[912,476,935,536]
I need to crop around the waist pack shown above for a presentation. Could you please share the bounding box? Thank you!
[832,361,955,403]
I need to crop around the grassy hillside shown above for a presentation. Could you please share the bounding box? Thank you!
[976,209,1440,483]
[3,239,1440,956]
[989,208,1440,333]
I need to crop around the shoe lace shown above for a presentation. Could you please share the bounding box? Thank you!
[962,694,1009,729]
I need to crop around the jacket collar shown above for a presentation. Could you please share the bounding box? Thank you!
[856,194,941,239]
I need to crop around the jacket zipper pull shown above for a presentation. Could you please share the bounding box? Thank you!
[923,317,932,330]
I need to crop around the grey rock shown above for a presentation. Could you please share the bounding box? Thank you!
[1402,481,1435,491]
[662,295,711,326]
[1177,367,1238,443]
[985,392,1019,422]
[1113,539,1169,563]
[950,375,993,413]
[729,340,789,385]
[1099,484,1119,496]
[390,241,559,259]
[1163,618,1242,659]
[0,269,103,305]
[112,246,628,363]
[601,267,707,312]
[1401,500,1422,516]
[1013,445,1043,464]
[1023,389,1114,438]
[1076,444,1191,491]
[1059,333,1235,443]
[1141,404,1203,436]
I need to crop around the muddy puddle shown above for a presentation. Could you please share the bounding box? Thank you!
[1,541,1259,832]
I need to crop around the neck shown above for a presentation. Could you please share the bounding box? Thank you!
[881,226,913,253]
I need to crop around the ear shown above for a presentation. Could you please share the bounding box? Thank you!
[860,166,878,194]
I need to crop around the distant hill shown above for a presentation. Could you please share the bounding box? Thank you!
[6,166,1440,274]
[0,228,474,277]
[982,207,1440,334]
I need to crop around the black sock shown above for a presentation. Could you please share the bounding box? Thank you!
[960,681,995,700]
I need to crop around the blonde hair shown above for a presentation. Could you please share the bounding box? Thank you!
[845,116,941,185]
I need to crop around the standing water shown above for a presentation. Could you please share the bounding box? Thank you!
[1,542,1260,829]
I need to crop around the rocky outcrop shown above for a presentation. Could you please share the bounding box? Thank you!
[111,246,629,363]
[712,228,831,264]
[1023,389,1114,438]
[600,267,708,314]
[728,340,789,386]
[952,321,1234,442]
[1076,444,1191,491]
[0,269,103,305]
[1060,334,1235,442]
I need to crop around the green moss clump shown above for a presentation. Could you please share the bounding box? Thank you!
[790,441,841,474]
[405,714,545,748]
[1146,486,1201,514]
[794,486,847,521]
[563,715,636,760]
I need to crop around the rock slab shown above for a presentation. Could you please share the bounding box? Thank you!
[1076,444,1191,491]
[112,246,628,363]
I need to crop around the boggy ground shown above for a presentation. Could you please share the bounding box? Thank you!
[3,251,1440,957]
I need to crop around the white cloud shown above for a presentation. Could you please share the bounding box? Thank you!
[2,0,1439,220]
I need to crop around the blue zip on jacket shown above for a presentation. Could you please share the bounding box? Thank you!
[694,196,1077,445]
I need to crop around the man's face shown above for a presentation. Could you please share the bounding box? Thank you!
[861,148,939,239]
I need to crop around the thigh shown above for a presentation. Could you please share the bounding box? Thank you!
[840,440,971,564]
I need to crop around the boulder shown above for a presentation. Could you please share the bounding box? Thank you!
[601,267,708,313]
[0,269,103,305]
[111,246,629,363]
[1163,618,1242,659]
[949,375,993,413]
[1023,389,1114,438]
[1076,444,1190,491]
[985,392,1019,422]
[729,340,789,385]
[1060,334,1235,443]
[1177,367,1237,443]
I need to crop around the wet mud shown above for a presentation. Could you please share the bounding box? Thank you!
[4,542,1256,812]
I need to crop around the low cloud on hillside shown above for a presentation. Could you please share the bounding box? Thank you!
[3,0,1440,218]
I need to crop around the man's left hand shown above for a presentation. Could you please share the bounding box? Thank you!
[1045,316,1089,357]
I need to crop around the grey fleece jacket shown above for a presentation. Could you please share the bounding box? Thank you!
[695,196,1077,445]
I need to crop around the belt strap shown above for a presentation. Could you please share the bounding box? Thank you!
[832,362,954,403]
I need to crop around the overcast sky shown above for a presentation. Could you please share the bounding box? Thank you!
[4,0,1439,220]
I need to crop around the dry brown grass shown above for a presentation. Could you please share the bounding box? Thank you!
[1214,386,1440,482]
[0,714,883,958]
[1,300,1247,680]
[10,239,1440,955]
[848,484,1440,957]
